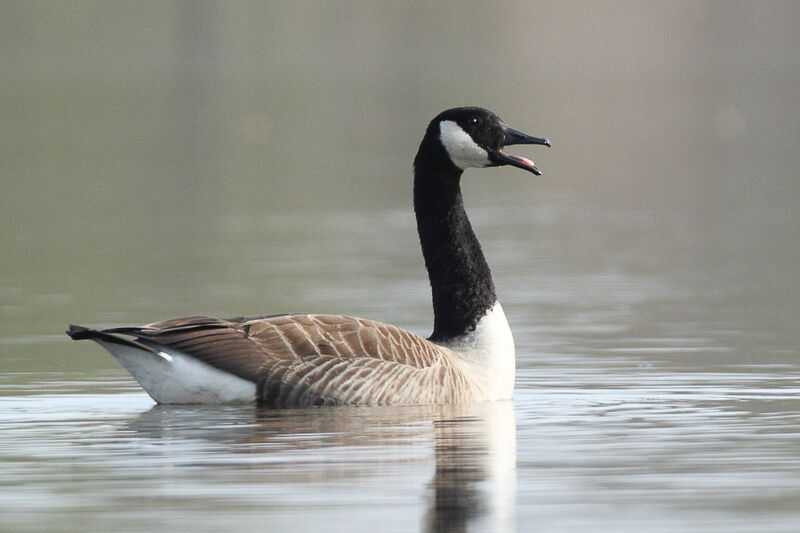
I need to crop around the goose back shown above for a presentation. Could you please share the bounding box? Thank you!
[73,314,487,406]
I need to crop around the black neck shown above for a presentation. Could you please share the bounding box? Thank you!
[413,134,498,342]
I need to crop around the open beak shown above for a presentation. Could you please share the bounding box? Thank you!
[491,123,551,175]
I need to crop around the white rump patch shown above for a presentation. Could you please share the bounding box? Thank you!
[439,120,490,170]
[97,340,256,404]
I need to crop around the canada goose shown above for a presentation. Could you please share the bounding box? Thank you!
[68,107,550,406]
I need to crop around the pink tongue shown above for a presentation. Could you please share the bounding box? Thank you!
[511,155,536,168]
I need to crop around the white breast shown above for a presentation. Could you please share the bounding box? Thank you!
[442,302,516,400]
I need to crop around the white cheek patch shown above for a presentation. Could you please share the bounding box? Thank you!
[439,120,491,170]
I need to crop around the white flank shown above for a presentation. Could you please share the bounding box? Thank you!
[442,302,516,400]
[439,120,490,169]
[97,340,256,404]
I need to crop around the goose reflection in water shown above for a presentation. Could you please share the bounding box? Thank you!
[424,402,516,533]
[124,401,517,532]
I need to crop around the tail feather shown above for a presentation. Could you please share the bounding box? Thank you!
[67,324,160,354]
[66,324,257,404]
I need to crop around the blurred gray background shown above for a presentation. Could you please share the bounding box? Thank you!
[2,4,800,531]
[2,1,799,369]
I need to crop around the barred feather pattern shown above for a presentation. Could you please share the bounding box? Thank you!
[107,313,486,407]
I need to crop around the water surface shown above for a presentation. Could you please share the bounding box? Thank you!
[2,3,800,532]
[3,196,799,532]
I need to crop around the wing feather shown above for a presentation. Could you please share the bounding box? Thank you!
[91,313,472,406]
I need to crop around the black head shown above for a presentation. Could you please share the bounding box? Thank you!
[427,107,550,175]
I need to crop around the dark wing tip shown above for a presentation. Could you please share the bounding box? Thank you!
[67,324,163,355]
[67,324,92,340]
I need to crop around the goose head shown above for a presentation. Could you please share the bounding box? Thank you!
[432,107,551,175]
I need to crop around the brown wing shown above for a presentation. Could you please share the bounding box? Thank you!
[105,313,471,406]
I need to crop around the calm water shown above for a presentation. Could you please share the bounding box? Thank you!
[2,194,799,532]
[2,3,800,532]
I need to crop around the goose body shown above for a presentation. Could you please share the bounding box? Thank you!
[68,107,550,406]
